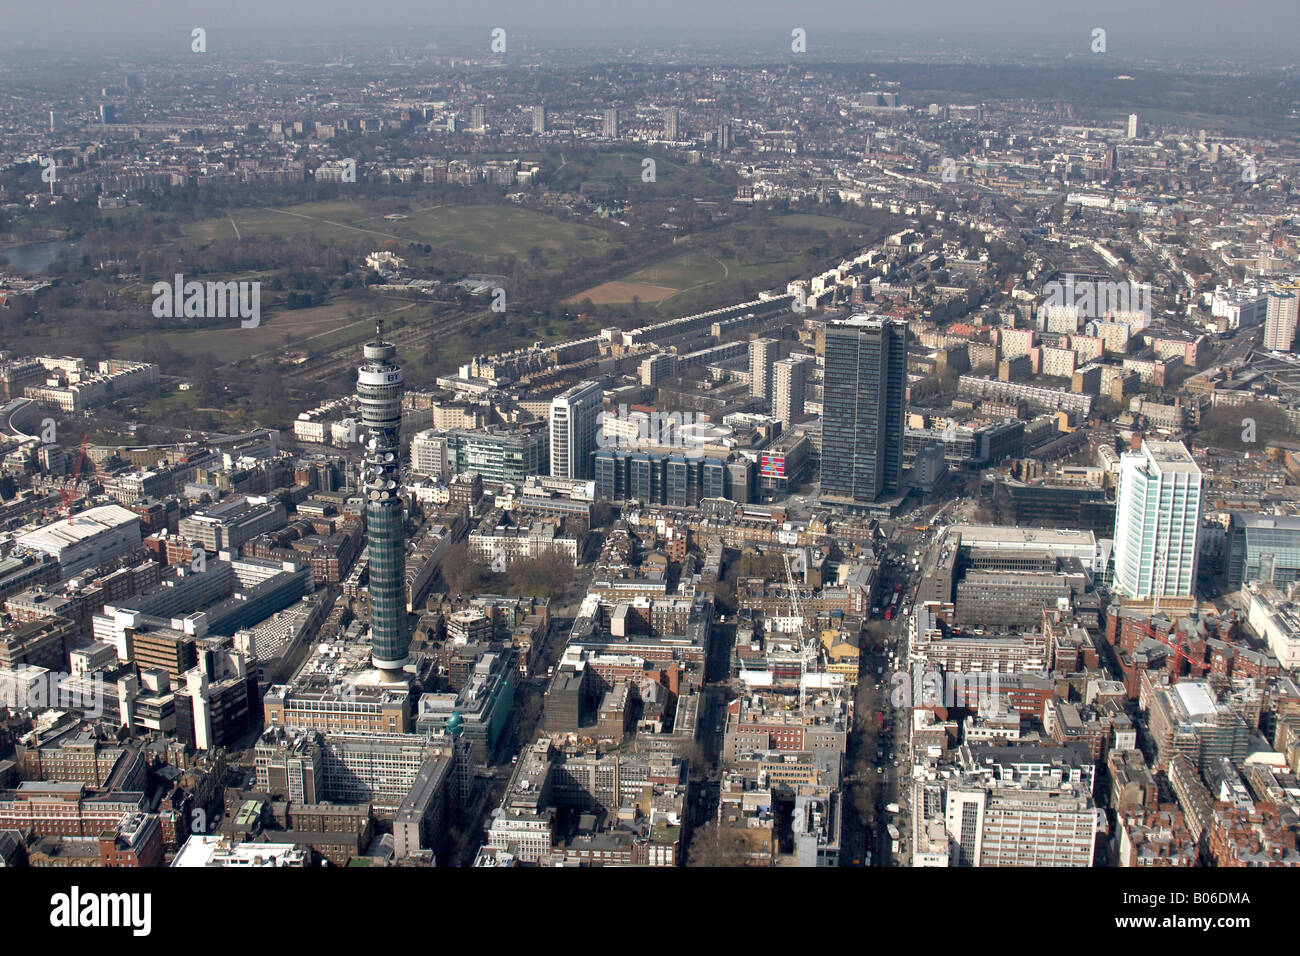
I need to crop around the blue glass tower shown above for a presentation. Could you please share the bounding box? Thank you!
[358,321,408,678]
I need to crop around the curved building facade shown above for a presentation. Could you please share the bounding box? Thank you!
[358,322,408,677]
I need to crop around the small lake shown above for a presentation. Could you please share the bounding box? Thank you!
[0,238,83,274]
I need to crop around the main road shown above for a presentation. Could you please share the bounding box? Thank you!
[842,544,918,865]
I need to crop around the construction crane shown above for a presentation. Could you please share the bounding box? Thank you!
[783,551,802,621]
[783,551,806,711]
[784,550,825,713]
[1143,539,1202,680]
[1250,280,1300,378]
[1138,617,1201,682]
[59,434,89,522]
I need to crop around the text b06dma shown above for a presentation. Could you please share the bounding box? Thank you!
[1126,892,1250,907]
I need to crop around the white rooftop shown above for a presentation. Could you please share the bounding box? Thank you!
[171,835,305,867]
[1173,681,1217,719]
[1140,440,1201,475]
[959,525,1096,547]
[15,504,140,555]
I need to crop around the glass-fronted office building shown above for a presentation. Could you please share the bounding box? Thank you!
[1226,512,1300,590]
[1111,440,1203,601]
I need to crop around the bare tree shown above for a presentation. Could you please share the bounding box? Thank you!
[686,821,755,867]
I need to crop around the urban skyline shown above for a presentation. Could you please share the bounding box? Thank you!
[0,5,1295,924]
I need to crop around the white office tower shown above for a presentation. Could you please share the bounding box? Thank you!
[410,429,449,480]
[1264,290,1299,352]
[1111,440,1203,601]
[550,380,604,480]
[943,784,1096,867]
[1127,113,1138,139]
[772,357,806,426]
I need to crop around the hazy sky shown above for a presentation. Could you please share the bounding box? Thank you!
[6,0,1299,61]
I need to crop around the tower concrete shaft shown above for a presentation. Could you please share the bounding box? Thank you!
[358,321,408,677]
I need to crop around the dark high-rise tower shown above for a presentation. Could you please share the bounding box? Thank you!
[358,321,407,678]
[821,316,908,504]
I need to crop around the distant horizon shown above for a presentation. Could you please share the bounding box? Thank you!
[2,1,1298,68]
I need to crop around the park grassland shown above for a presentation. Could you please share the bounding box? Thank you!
[773,213,875,233]
[132,198,632,369]
[6,179,896,440]
[113,297,431,365]
[552,152,732,201]
[183,199,622,264]
[570,211,881,307]
[6,195,636,384]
